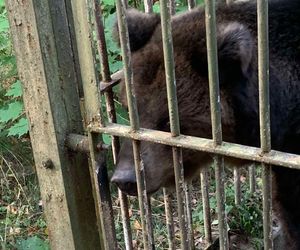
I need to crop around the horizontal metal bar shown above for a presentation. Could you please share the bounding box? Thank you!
[100,70,123,92]
[65,133,109,153]
[89,123,300,169]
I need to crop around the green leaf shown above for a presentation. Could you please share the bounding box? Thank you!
[0,101,23,123]
[102,0,115,6]
[5,80,23,98]
[153,2,160,13]
[102,134,112,145]
[7,117,29,137]
[0,18,8,32]
[16,236,50,250]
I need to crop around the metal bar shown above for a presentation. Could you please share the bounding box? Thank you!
[115,0,139,131]
[92,3,133,248]
[214,155,228,249]
[187,0,196,11]
[105,92,133,250]
[204,0,228,247]
[93,0,111,82]
[163,188,176,250]
[71,0,121,248]
[88,133,118,249]
[160,0,180,137]
[185,183,195,249]
[160,0,189,248]
[262,164,272,249]
[234,167,241,205]
[257,0,272,248]
[249,165,256,193]
[65,133,109,153]
[91,123,300,169]
[144,0,153,13]
[115,0,154,248]
[132,141,155,249]
[66,134,90,153]
[200,168,212,244]
[169,0,176,15]
[226,0,234,5]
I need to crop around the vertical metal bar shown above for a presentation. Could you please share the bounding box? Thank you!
[115,1,154,249]
[185,183,195,249]
[204,0,228,248]
[144,0,153,13]
[160,0,189,248]
[187,0,196,11]
[93,2,133,249]
[257,0,272,248]
[163,188,176,250]
[214,156,228,249]
[105,93,133,250]
[200,168,212,244]
[234,167,241,205]
[249,165,256,193]
[169,0,176,15]
[70,0,122,248]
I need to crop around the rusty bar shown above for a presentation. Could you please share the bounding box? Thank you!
[160,0,180,137]
[262,164,272,249]
[115,0,154,248]
[185,183,195,249]
[92,2,133,248]
[169,0,176,15]
[100,70,123,92]
[160,0,189,248]
[144,0,153,13]
[104,90,134,250]
[88,133,118,249]
[187,0,196,10]
[204,0,228,247]
[91,123,300,170]
[116,0,139,131]
[131,141,155,249]
[65,133,109,153]
[249,165,256,193]
[213,155,228,250]
[93,0,110,82]
[66,134,90,153]
[257,0,272,247]
[200,168,212,244]
[234,167,241,205]
[163,188,176,250]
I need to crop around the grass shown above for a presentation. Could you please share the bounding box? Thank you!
[110,165,264,249]
[0,140,49,249]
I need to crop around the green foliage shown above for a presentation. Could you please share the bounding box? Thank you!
[0,1,28,139]
[16,236,50,250]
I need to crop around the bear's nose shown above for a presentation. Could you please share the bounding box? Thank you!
[111,169,138,196]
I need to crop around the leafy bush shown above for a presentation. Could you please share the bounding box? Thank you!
[0,0,28,139]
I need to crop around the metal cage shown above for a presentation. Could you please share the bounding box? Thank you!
[6,0,300,249]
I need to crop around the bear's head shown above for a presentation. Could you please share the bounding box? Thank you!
[111,8,256,196]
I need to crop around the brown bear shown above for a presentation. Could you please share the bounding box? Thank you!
[111,0,300,248]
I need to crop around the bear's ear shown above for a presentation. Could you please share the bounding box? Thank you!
[113,9,160,52]
[217,22,254,81]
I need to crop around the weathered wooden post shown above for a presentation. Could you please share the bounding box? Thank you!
[6,0,102,249]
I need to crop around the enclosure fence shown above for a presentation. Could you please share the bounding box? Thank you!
[6,0,300,249]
